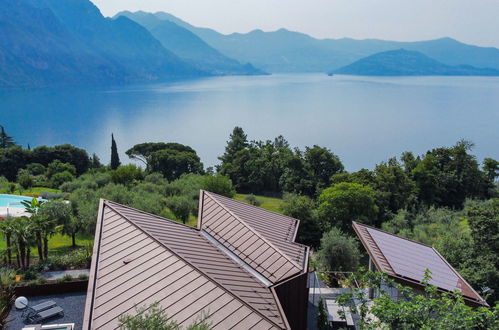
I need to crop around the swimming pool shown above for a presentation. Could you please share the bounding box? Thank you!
[0,194,37,208]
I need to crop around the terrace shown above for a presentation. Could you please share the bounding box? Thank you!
[6,292,86,330]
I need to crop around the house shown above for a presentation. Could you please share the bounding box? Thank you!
[352,221,488,307]
[83,191,310,329]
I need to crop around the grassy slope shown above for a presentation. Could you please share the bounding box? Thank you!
[234,194,284,213]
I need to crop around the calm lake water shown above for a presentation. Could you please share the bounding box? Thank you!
[1,74,498,170]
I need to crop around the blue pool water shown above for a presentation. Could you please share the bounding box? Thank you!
[0,194,35,208]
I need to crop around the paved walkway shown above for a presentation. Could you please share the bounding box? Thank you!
[41,269,90,280]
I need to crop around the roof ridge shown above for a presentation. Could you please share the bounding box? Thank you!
[206,191,301,242]
[102,200,288,329]
[352,221,435,249]
[202,191,302,271]
[104,200,199,232]
[353,222,395,275]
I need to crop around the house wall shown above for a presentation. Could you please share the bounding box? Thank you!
[273,272,309,330]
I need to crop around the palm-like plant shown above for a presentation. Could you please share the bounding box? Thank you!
[0,269,15,328]
[10,217,35,269]
[0,217,14,265]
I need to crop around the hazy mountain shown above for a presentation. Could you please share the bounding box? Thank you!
[0,0,203,89]
[333,49,499,76]
[149,12,499,73]
[116,11,264,75]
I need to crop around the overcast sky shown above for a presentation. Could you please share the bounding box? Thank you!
[92,0,499,48]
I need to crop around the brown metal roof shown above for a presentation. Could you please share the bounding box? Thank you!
[83,199,303,329]
[198,191,306,284]
[352,222,488,306]
[201,191,308,269]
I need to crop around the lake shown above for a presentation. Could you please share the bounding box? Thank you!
[1,74,498,171]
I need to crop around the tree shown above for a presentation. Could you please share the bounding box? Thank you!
[165,196,192,224]
[373,158,416,217]
[318,182,378,232]
[46,159,76,178]
[462,199,499,304]
[281,194,321,248]
[317,227,361,272]
[337,269,498,330]
[51,171,75,189]
[126,142,174,167]
[0,126,15,149]
[0,218,14,265]
[17,170,34,191]
[0,146,29,181]
[304,145,344,192]
[89,153,103,169]
[218,126,248,165]
[111,133,121,170]
[412,140,490,208]
[39,200,77,247]
[119,302,211,330]
[30,144,90,175]
[111,165,144,186]
[149,147,203,181]
[26,163,46,176]
[202,175,235,197]
[10,216,35,269]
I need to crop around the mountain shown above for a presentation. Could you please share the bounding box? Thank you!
[148,12,499,73]
[116,11,264,75]
[0,0,203,89]
[333,49,499,76]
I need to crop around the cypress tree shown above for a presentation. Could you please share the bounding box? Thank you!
[110,133,121,170]
[0,125,15,149]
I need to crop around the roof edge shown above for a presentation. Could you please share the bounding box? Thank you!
[352,221,435,249]
[103,200,287,329]
[352,221,395,276]
[202,190,303,271]
[82,198,105,330]
[432,248,488,306]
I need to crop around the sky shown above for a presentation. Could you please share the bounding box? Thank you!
[92,0,499,48]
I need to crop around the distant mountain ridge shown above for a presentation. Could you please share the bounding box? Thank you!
[0,0,205,89]
[145,12,499,73]
[333,49,499,76]
[115,11,264,75]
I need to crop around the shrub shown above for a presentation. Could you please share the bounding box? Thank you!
[51,171,75,189]
[202,175,236,197]
[26,163,46,176]
[244,194,262,206]
[46,160,76,178]
[111,165,144,186]
[44,248,92,270]
[78,274,89,281]
[17,171,34,190]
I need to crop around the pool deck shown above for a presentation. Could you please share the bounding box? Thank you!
[0,207,31,218]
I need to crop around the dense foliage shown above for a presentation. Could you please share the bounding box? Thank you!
[218,127,343,195]
[337,269,498,329]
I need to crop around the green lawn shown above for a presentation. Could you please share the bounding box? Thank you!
[0,233,94,256]
[235,194,284,213]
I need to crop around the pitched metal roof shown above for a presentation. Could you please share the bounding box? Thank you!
[84,196,311,329]
[198,191,307,284]
[352,222,488,306]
